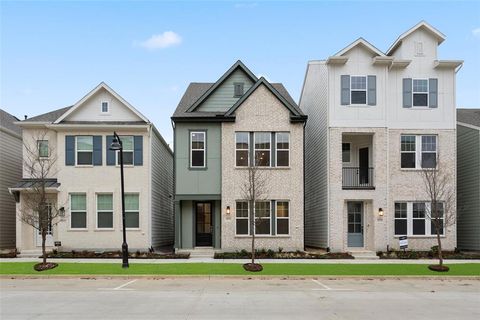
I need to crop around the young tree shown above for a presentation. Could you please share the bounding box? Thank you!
[18,131,63,270]
[419,160,456,271]
[240,157,270,271]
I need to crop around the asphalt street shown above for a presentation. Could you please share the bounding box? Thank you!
[1,277,479,319]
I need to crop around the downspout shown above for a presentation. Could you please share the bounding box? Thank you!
[148,124,153,249]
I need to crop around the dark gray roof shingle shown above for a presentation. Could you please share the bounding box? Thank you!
[457,108,480,128]
[172,82,301,119]
[12,179,60,189]
[24,106,72,123]
[0,109,22,135]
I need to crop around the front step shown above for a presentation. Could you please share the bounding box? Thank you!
[177,247,216,259]
[349,250,379,260]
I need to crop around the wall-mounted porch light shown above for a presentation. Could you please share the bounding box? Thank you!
[378,208,384,217]
[59,207,65,217]
[226,206,231,215]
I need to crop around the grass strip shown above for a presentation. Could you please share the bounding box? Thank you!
[1,262,479,276]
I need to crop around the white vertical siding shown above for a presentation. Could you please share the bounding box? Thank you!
[300,62,329,248]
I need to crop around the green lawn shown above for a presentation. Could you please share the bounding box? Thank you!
[1,262,479,276]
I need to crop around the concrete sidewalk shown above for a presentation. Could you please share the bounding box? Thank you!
[1,257,479,264]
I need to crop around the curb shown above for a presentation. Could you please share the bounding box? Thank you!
[1,275,479,280]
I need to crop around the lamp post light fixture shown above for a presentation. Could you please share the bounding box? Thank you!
[109,132,129,268]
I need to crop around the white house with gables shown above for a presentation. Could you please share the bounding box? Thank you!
[10,83,174,254]
[300,21,462,256]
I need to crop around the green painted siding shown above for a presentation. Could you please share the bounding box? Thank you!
[196,69,254,112]
[180,200,194,249]
[175,122,221,195]
[457,124,480,251]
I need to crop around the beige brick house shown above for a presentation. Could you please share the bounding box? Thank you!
[300,22,462,254]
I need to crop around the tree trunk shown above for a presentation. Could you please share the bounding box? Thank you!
[41,229,47,264]
[436,228,443,267]
[251,234,255,264]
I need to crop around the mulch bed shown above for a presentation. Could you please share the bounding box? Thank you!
[243,263,263,272]
[377,250,480,260]
[45,251,190,259]
[34,262,58,272]
[215,251,354,259]
[428,264,450,272]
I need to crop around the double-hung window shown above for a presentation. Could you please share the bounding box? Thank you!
[430,202,444,235]
[401,135,437,169]
[254,132,270,167]
[412,202,426,235]
[116,136,134,165]
[70,193,87,229]
[190,131,206,168]
[234,82,244,97]
[412,79,428,107]
[76,136,93,165]
[235,132,249,167]
[235,201,249,235]
[276,133,289,167]
[350,76,367,104]
[254,201,271,235]
[101,101,109,113]
[125,194,139,228]
[97,194,113,229]
[276,201,289,235]
[38,140,49,158]
[394,203,408,235]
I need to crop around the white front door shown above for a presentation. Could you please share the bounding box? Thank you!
[35,203,54,247]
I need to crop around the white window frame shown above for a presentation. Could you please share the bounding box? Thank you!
[412,78,429,108]
[75,136,94,166]
[235,201,250,236]
[190,131,206,168]
[69,193,87,230]
[37,140,49,158]
[350,75,368,105]
[235,132,249,168]
[254,201,271,235]
[276,201,290,235]
[254,132,271,167]
[395,201,445,237]
[394,202,408,236]
[125,193,140,230]
[401,135,438,169]
[115,136,134,166]
[101,101,109,113]
[96,193,114,230]
[275,132,290,167]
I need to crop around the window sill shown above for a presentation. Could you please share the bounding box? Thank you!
[115,165,134,168]
[410,107,433,110]
[345,104,372,108]
[234,167,291,170]
[400,168,438,171]
[189,167,208,171]
[94,228,115,231]
[67,228,89,232]
[234,235,291,238]
[393,235,446,238]
[126,228,141,231]
[75,165,94,168]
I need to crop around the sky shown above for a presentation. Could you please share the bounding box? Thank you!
[1,1,479,145]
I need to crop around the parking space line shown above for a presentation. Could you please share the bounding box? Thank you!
[98,279,138,291]
[311,279,352,291]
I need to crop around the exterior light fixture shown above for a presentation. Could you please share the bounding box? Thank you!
[226,206,231,215]
[378,208,384,217]
[59,207,65,217]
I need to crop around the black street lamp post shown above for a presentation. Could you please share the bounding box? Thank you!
[110,132,129,268]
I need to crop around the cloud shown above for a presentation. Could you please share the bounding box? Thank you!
[473,28,480,38]
[138,31,182,50]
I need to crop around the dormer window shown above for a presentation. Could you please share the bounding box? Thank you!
[101,101,109,113]
[234,83,244,97]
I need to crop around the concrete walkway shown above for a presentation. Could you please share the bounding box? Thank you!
[1,257,479,264]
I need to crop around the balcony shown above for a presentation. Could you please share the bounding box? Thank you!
[342,167,375,189]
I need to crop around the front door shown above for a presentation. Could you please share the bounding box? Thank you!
[35,203,54,247]
[358,147,369,185]
[195,202,212,247]
[347,202,364,247]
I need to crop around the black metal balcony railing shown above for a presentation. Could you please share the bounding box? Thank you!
[342,167,375,189]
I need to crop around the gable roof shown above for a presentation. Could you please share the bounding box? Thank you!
[224,77,305,120]
[54,82,149,124]
[0,109,22,135]
[334,37,385,57]
[457,108,480,129]
[22,106,73,123]
[185,60,258,113]
[172,82,301,120]
[387,21,446,55]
